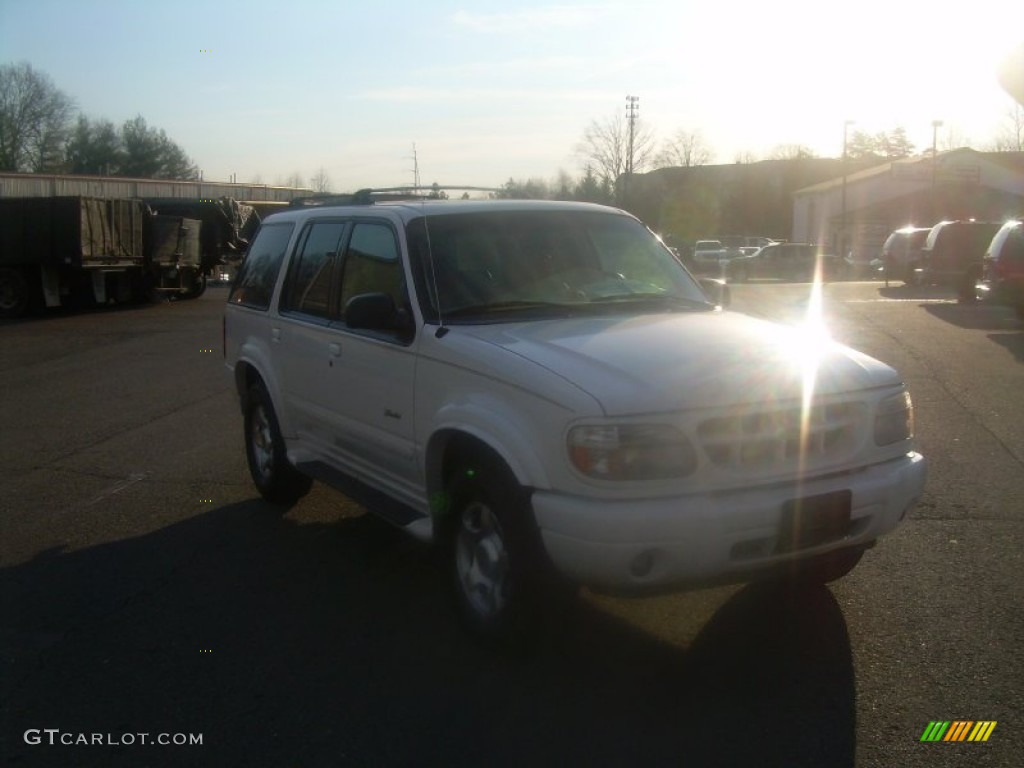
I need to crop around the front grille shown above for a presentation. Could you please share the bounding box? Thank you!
[697,401,865,474]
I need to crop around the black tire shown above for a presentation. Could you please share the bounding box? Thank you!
[444,453,548,644]
[244,382,312,505]
[130,272,159,305]
[0,267,31,319]
[181,273,207,300]
[787,547,865,586]
[957,270,979,303]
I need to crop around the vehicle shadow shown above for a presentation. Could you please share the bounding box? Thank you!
[922,302,1023,332]
[876,284,956,301]
[988,330,1024,362]
[2,501,855,768]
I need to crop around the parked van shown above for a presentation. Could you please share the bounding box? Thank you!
[881,226,931,286]
[919,220,1002,301]
[976,219,1024,318]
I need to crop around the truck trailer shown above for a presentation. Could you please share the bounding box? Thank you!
[0,195,255,318]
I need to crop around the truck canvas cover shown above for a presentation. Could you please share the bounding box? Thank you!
[0,196,145,269]
[142,198,261,270]
[145,215,202,269]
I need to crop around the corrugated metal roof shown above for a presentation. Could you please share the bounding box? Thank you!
[0,172,311,202]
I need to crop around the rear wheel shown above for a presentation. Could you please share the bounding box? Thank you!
[0,267,31,318]
[244,382,312,504]
[181,273,207,300]
[957,269,980,303]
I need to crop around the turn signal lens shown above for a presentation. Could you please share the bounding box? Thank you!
[568,424,697,480]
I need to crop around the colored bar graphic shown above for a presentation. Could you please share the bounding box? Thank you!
[944,721,973,741]
[920,721,996,742]
[920,722,949,742]
[968,722,997,742]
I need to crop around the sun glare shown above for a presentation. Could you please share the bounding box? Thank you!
[795,275,831,472]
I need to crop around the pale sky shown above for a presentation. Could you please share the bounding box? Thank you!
[2,0,1022,190]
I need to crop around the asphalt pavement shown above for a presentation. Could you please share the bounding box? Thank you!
[1,281,1021,767]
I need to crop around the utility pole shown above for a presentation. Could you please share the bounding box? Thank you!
[931,120,943,221]
[841,119,854,257]
[409,143,421,190]
[624,95,639,203]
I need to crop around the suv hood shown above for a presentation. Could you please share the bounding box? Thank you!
[462,311,900,415]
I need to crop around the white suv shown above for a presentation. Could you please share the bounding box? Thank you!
[224,198,927,640]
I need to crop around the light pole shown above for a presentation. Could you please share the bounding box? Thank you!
[931,119,943,221]
[840,119,854,257]
[624,95,639,204]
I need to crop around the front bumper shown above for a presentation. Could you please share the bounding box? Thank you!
[532,452,926,589]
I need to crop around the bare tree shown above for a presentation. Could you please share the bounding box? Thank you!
[278,172,305,188]
[733,150,760,164]
[310,167,331,193]
[939,124,973,151]
[551,168,575,200]
[654,129,713,168]
[576,111,656,190]
[0,62,75,172]
[986,104,1024,152]
[769,144,818,160]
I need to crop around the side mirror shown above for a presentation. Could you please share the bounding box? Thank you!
[698,277,731,308]
[345,292,400,330]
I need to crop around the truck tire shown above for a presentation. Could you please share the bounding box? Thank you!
[181,274,207,300]
[244,382,312,505]
[0,267,31,319]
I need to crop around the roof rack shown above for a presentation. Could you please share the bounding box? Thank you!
[288,185,501,207]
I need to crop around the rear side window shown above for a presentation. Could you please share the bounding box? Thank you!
[228,223,294,309]
[281,220,345,318]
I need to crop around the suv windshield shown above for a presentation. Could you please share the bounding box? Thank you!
[407,210,710,321]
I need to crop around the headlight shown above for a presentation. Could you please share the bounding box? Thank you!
[567,424,697,480]
[874,390,914,446]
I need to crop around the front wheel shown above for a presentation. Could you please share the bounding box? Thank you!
[446,455,547,644]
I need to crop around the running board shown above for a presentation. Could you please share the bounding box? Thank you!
[295,461,426,528]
